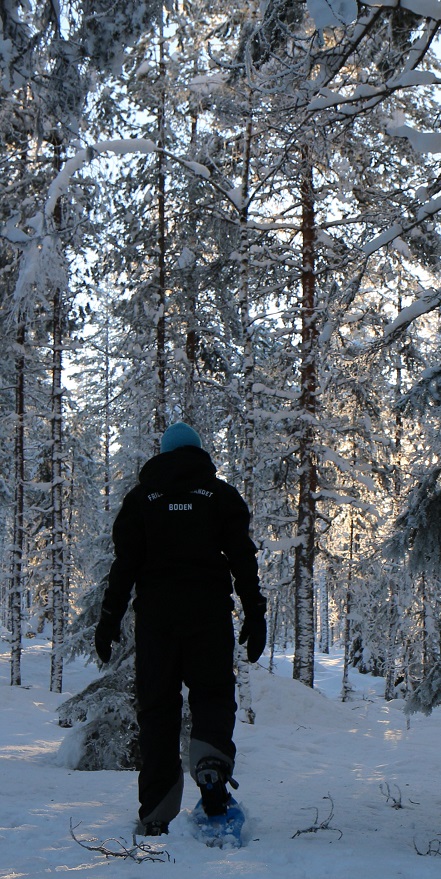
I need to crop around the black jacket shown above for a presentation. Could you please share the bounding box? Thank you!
[101,446,262,627]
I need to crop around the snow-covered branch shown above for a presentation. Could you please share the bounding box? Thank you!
[388,124,441,156]
[307,0,357,28]
[363,193,441,258]
[384,288,441,339]
[44,135,259,224]
[45,139,157,221]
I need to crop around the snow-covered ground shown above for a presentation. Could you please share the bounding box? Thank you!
[2,640,441,878]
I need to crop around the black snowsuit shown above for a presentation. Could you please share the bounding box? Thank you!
[99,445,262,824]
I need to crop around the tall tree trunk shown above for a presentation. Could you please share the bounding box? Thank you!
[183,84,198,426]
[154,12,167,444]
[10,317,25,686]
[384,578,399,701]
[235,92,256,723]
[293,150,317,688]
[49,136,65,694]
[318,570,330,655]
[268,590,280,674]
[237,97,255,519]
[10,116,30,686]
[184,290,197,425]
[103,299,111,514]
[421,573,432,680]
[385,329,404,699]
[50,282,65,693]
[341,512,354,702]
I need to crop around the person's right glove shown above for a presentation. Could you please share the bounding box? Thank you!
[94,612,121,664]
[239,597,267,663]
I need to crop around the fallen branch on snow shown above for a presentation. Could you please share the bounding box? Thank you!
[292,794,342,841]
[379,782,403,809]
[414,836,441,857]
[69,818,174,863]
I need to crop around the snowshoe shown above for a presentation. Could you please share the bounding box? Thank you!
[195,756,237,816]
[190,796,245,848]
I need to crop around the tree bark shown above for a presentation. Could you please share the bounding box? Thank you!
[154,13,167,444]
[50,282,65,694]
[341,513,354,702]
[103,299,111,514]
[318,570,330,655]
[10,317,25,686]
[235,91,257,722]
[293,150,317,688]
[183,83,199,426]
[49,136,65,694]
[237,97,255,520]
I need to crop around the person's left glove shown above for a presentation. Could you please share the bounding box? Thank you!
[95,613,121,664]
[239,597,267,663]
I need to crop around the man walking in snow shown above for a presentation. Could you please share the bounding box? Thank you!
[95,422,266,836]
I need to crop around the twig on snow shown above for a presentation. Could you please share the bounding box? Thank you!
[380,782,403,809]
[69,818,174,863]
[292,794,342,840]
[414,836,441,857]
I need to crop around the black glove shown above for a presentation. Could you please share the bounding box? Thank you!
[95,615,120,664]
[239,598,267,663]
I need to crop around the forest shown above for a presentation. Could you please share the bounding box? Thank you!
[2,0,441,753]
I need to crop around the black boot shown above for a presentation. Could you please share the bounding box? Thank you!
[196,757,236,816]
[140,820,169,836]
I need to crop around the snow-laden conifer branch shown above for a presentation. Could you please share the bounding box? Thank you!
[363,192,441,260]
[44,139,157,221]
[304,15,441,128]
[307,0,357,29]
[43,136,258,226]
[383,288,441,340]
[362,0,441,18]
[405,659,441,717]
[385,467,441,577]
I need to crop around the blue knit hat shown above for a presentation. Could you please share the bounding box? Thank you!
[160,422,202,453]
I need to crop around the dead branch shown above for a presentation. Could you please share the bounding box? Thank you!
[414,836,441,857]
[292,794,342,840]
[69,819,174,863]
[380,782,403,809]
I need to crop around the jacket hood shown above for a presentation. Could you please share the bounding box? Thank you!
[139,446,216,493]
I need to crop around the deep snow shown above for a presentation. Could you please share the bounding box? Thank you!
[2,639,441,878]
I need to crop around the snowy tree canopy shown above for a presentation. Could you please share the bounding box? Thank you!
[307,0,357,28]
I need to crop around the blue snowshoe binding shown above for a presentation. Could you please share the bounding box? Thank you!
[196,757,238,816]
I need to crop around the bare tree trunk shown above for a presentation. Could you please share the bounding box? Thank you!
[10,118,29,686]
[10,317,25,686]
[293,150,317,688]
[235,643,256,725]
[385,578,399,701]
[103,299,111,514]
[341,513,354,702]
[237,98,255,519]
[385,312,403,699]
[154,13,167,444]
[184,291,197,424]
[421,572,432,680]
[234,95,259,723]
[49,136,65,694]
[50,282,65,693]
[268,590,280,674]
[318,570,330,655]
[183,86,199,426]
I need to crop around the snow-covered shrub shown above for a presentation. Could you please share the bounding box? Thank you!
[57,658,141,770]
